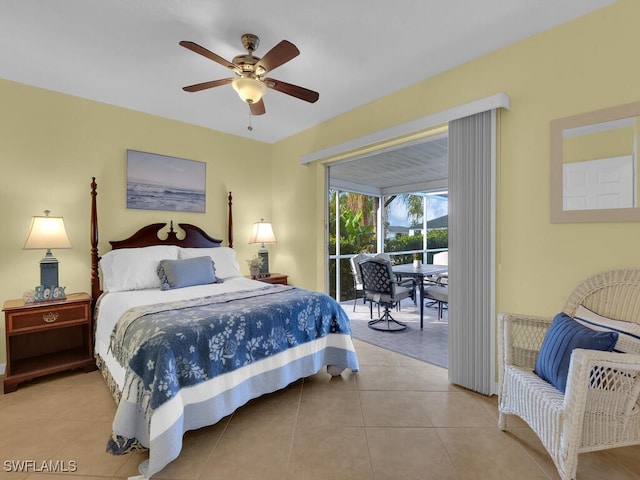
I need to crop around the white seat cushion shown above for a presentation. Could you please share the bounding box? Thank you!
[425,285,448,303]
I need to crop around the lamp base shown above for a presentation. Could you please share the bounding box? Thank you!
[40,255,59,288]
[258,250,269,276]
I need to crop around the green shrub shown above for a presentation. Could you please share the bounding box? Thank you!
[330,229,448,301]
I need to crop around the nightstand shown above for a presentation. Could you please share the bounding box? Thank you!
[3,292,95,393]
[247,273,288,285]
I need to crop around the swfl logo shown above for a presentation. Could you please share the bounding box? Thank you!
[3,460,78,473]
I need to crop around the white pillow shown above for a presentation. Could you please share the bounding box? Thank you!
[100,245,180,292]
[574,304,640,355]
[178,247,242,279]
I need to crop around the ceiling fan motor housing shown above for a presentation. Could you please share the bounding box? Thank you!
[235,34,265,77]
[231,54,263,77]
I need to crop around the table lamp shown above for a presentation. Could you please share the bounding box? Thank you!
[248,219,276,276]
[23,210,72,287]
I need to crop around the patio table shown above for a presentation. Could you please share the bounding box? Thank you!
[392,263,448,329]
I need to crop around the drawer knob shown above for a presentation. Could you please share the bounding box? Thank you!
[43,312,59,323]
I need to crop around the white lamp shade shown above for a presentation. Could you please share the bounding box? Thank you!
[231,77,267,104]
[24,215,72,250]
[249,220,276,244]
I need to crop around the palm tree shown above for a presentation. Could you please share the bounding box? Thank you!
[344,193,372,225]
[399,194,424,224]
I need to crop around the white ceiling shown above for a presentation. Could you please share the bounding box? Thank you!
[0,0,616,144]
[329,134,449,196]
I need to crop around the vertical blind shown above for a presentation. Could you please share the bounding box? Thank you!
[448,110,496,395]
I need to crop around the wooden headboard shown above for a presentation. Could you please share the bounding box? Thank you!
[109,222,223,249]
[89,177,233,303]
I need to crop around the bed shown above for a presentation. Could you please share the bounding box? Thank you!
[88,179,359,479]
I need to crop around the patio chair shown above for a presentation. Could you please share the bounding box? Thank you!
[424,284,448,321]
[425,251,448,309]
[351,253,416,314]
[359,257,413,332]
[349,253,371,312]
[425,251,448,286]
[498,268,640,480]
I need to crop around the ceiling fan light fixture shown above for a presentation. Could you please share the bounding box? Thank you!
[231,77,267,104]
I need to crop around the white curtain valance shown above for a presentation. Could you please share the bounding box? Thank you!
[300,93,509,165]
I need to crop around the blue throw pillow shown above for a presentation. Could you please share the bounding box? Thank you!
[534,313,618,393]
[157,256,218,290]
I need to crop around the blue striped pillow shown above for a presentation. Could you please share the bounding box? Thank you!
[534,313,618,393]
[574,304,640,355]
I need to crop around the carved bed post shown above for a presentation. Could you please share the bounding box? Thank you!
[228,191,233,248]
[90,177,100,303]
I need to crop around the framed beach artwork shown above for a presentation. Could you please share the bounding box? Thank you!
[126,150,206,213]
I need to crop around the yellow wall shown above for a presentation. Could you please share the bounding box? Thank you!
[3,0,640,368]
[275,0,640,315]
[0,80,272,364]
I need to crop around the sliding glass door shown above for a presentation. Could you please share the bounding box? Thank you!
[328,188,448,302]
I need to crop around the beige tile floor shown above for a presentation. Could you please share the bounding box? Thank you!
[1,339,639,480]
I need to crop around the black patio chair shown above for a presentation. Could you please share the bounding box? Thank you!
[358,257,413,332]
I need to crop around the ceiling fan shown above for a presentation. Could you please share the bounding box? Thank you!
[179,33,319,116]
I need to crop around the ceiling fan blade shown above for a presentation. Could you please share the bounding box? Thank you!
[179,41,236,70]
[182,78,233,92]
[255,40,299,73]
[250,99,266,116]
[265,78,319,103]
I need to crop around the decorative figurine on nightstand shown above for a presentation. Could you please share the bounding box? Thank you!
[27,285,66,302]
[34,285,44,301]
[53,286,66,299]
[23,289,36,303]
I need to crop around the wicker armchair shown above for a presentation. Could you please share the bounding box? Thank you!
[498,269,640,480]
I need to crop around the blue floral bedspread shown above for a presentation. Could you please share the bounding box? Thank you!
[106,284,358,471]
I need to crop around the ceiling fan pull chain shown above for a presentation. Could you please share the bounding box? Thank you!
[247,112,253,132]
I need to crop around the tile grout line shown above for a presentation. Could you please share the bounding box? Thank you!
[282,379,305,479]
[355,372,378,479]
[194,415,232,480]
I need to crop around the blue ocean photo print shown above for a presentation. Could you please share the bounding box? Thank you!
[126,150,206,213]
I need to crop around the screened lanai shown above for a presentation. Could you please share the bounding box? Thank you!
[327,129,449,303]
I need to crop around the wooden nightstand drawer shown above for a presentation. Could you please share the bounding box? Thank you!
[8,303,89,333]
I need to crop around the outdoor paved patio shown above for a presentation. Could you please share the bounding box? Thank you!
[341,296,449,368]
